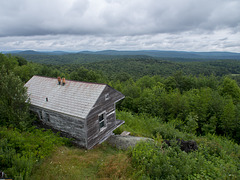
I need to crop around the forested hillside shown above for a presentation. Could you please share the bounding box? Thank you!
[7,50,240,62]
[1,53,240,179]
[12,52,155,64]
[84,59,240,80]
[12,52,240,81]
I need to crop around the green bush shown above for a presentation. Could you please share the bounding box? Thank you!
[152,122,195,140]
[131,139,240,179]
[121,111,240,179]
[0,66,32,130]
[116,111,161,137]
[0,127,68,179]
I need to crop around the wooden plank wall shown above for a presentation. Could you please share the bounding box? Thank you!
[86,86,124,149]
[30,105,87,147]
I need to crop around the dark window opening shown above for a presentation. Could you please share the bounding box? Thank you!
[98,112,106,131]
[39,111,43,120]
[46,113,50,122]
[105,93,109,101]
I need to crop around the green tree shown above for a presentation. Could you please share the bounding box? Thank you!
[220,98,236,137]
[220,77,240,103]
[201,115,217,135]
[184,112,198,134]
[113,72,131,82]
[70,67,103,83]
[0,66,31,129]
[136,76,155,90]
[15,56,28,66]
[0,54,18,72]
[14,65,33,82]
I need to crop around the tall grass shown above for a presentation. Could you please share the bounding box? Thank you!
[116,111,161,137]
[0,127,67,179]
[31,143,135,180]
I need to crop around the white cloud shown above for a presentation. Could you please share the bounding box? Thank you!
[0,0,239,52]
[1,29,239,52]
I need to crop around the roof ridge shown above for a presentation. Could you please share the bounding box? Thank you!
[33,75,106,86]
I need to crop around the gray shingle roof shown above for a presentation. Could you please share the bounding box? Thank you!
[25,76,106,119]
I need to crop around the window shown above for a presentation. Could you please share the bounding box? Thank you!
[46,113,50,122]
[39,111,43,120]
[105,93,109,101]
[98,112,106,131]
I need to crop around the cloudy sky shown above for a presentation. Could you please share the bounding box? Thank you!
[0,0,239,52]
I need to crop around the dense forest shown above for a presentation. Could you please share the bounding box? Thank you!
[7,50,240,62]
[11,52,240,81]
[1,53,240,179]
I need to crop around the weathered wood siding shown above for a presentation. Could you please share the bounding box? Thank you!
[86,85,124,149]
[30,105,87,147]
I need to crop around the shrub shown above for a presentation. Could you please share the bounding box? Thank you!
[116,111,161,137]
[131,140,240,179]
[152,122,195,140]
[0,66,32,130]
[0,127,68,179]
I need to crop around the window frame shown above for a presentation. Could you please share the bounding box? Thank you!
[98,111,106,131]
[39,111,43,120]
[45,113,50,122]
[105,93,110,101]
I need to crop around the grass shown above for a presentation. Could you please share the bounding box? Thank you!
[27,110,240,179]
[30,143,136,180]
[30,110,155,180]
[115,111,161,138]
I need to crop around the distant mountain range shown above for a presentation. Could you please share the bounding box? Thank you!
[79,50,240,60]
[2,50,240,61]
[2,50,71,55]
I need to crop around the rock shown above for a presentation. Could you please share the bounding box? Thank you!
[107,135,153,150]
[120,131,131,136]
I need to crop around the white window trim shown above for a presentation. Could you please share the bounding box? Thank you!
[107,110,115,117]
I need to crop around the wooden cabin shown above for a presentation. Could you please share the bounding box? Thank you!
[25,76,125,149]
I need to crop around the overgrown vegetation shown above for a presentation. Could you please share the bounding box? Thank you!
[113,74,240,143]
[131,137,240,179]
[30,144,135,179]
[0,127,67,179]
[0,54,68,179]
[117,112,240,179]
